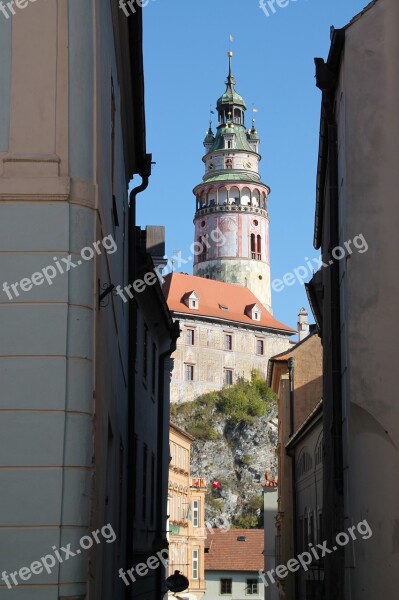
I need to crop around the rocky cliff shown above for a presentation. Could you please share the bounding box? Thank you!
[170,372,278,528]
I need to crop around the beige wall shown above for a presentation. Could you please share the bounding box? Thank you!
[335,1,399,597]
[270,333,322,600]
[171,316,291,403]
[169,424,206,599]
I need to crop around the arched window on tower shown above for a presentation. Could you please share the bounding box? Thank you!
[257,235,262,260]
[234,108,242,124]
[250,234,256,259]
[198,236,207,262]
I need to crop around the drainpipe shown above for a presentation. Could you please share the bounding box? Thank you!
[156,328,180,599]
[126,154,152,600]
[315,43,345,599]
[287,359,299,600]
[288,358,295,438]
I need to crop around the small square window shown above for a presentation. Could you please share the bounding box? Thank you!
[185,364,195,381]
[221,578,232,594]
[246,579,258,595]
[225,369,233,385]
[189,299,198,309]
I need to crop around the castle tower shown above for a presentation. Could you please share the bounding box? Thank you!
[193,52,272,312]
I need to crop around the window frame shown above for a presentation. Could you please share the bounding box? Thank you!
[246,578,258,595]
[192,549,199,580]
[192,499,199,528]
[224,369,233,385]
[186,328,195,346]
[256,338,264,356]
[220,578,232,595]
[224,333,233,351]
[185,363,195,382]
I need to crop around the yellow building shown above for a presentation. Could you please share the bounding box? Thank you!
[168,423,207,599]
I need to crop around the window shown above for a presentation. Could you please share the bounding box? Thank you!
[185,364,195,381]
[177,496,181,520]
[186,328,195,345]
[256,339,264,355]
[150,453,155,523]
[142,446,148,520]
[310,512,315,545]
[257,235,262,259]
[151,343,157,394]
[182,544,186,575]
[192,500,199,528]
[246,579,258,595]
[225,333,233,351]
[304,511,309,548]
[143,325,148,380]
[178,446,182,467]
[251,233,256,258]
[225,369,233,385]
[198,236,208,262]
[220,579,232,594]
[192,550,199,580]
[318,511,323,545]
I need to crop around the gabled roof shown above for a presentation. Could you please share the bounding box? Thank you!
[205,529,264,572]
[162,273,295,334]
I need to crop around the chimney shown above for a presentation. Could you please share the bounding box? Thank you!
[298,307,309,342]
[145,226,167,274]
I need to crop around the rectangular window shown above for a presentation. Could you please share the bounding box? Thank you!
[220,579,232,594]
[224,333,233,351]
[177,495,181,520]
[182,544,186,575]
[143,325,148,380]
[185,364,195,381]
[246,579,258,595]
[256,339,264,355]
[192,550,199,580]
[186,328,195,345]
[142,446,148,520]
[304,513,309,548]
[225,369,233,385]
[310,512,315,545]
[150,453,155,523]
[192,500,199,528]
[151,343,157,394]
[178,446,182,467]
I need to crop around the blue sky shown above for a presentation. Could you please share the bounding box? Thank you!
[137,0,369,329]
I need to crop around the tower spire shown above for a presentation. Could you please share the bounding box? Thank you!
[226,51,235,90]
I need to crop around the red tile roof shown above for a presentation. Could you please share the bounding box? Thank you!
[205,529,264,572]
[162,273,294,334]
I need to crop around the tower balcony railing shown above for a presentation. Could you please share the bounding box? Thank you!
[195,204,267,218]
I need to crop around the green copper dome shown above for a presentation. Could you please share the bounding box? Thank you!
[217,88,246,110]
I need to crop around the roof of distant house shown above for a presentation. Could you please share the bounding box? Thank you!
[205,529,264,572]
[162,273,294,334]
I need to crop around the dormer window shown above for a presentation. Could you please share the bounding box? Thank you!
[183,291,200,310]
[245,303,262,321]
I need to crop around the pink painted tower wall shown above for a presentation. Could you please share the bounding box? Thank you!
[192,53,273,312]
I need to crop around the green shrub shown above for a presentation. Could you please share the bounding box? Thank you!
[171,370,276,438]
